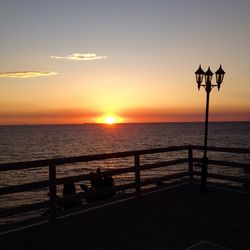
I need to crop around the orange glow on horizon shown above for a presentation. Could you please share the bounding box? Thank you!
[0,107,249,125]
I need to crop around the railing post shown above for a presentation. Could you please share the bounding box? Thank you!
[134,154,141,197]
[188,146,193,183]
[49,163,57,223]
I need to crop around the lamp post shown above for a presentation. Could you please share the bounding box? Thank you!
[195,65,225,192]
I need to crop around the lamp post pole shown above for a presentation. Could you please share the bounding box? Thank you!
[195,65,225,192]
[201,81,210,192]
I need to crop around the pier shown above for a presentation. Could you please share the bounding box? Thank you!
[0,145,250,249]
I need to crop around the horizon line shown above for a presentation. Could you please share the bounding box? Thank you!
[0,120,249,126]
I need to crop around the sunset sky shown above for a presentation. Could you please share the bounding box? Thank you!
[0,0,249,124]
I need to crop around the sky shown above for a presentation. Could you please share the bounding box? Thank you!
[0,0,249,124]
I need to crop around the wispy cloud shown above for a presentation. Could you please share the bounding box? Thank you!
[51,53,107,61]
[0,71,58,78]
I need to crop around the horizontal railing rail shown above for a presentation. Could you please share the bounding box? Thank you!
[0,146,188,171]
[193,171,247,184]
[0,144,250,232]
[191,145,250,154]
[0,180,50,196]
[193,158,250,169]
[0,201,50,218]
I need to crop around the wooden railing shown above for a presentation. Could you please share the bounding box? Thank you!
[0,145,250,230]
[191,145,250,187]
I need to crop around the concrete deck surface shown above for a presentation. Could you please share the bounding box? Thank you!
[0,183,250,250]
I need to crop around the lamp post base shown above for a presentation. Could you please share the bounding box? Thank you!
[200,156,208,193]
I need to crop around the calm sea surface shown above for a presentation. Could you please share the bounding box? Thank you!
[0,122,250,224]
[1,122,250,163]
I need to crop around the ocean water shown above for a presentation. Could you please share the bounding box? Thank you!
[0,122,250,224]
[1,122,250,163]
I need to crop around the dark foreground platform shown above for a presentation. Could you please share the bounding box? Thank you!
[1,183,250,250]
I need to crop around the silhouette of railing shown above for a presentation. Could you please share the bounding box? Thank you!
[0,145,249,231]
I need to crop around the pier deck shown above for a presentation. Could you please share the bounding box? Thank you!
[1,183,250,250]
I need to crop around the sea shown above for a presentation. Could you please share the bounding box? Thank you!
[1,122,250,163]
[0,122,250,224]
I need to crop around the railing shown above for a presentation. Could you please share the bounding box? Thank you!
[191,145,250,187]
[0,145,250,231]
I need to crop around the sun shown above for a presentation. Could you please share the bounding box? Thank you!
[104,116,116,124]
[96,114,123,124]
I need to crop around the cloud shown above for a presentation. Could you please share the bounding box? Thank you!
[51,53,107,61]
[0,71,58,78]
